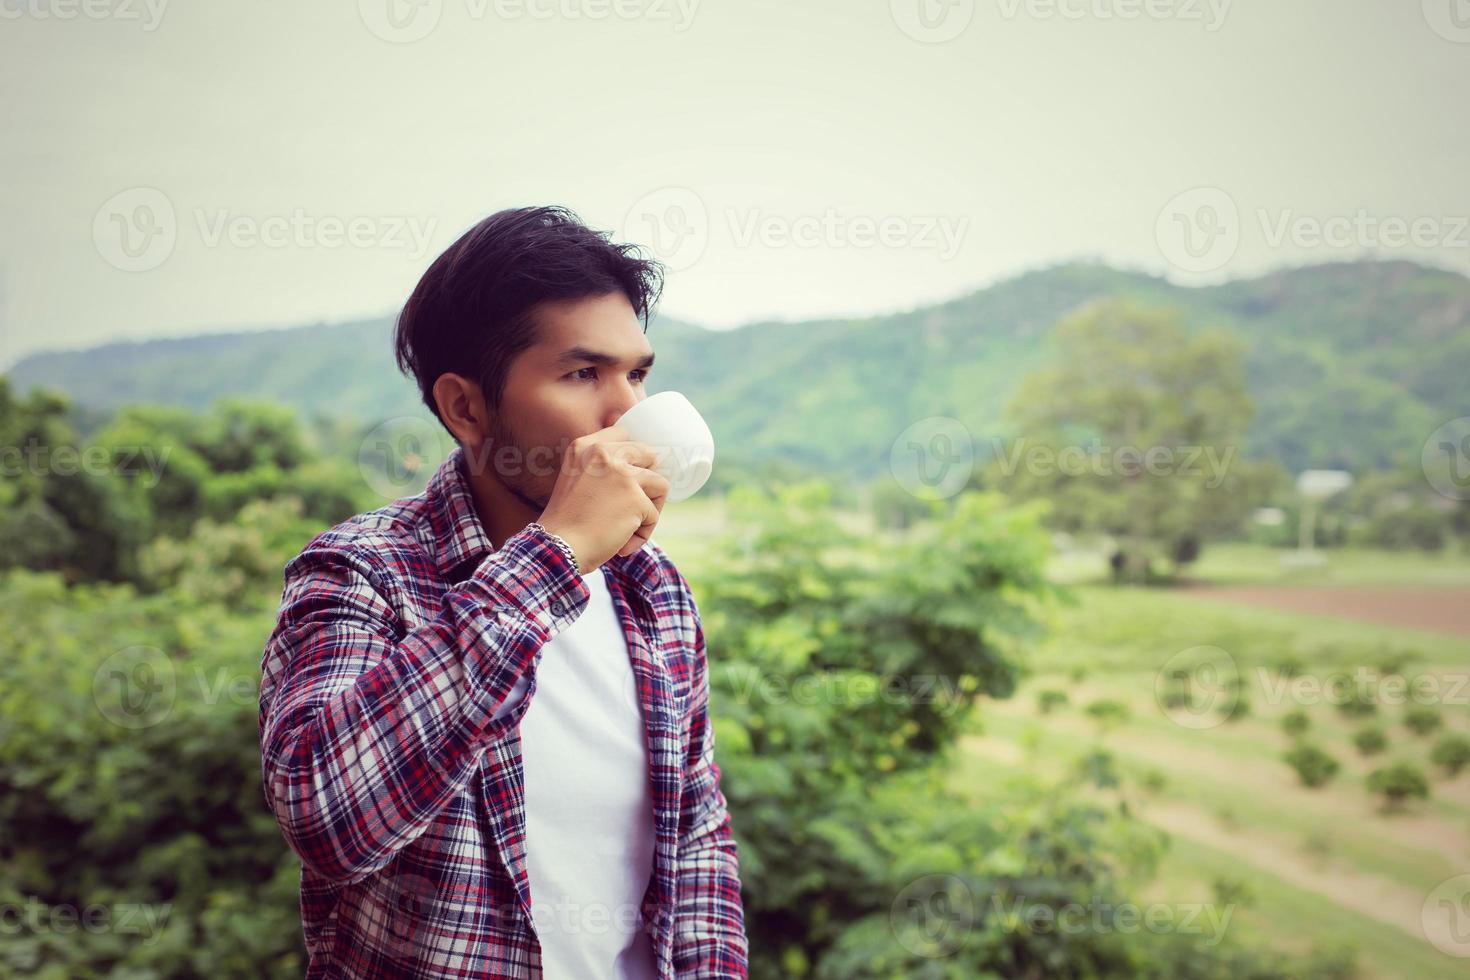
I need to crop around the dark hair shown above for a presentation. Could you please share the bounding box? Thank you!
[394,205,664,431]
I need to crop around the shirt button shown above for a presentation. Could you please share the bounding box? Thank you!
[550,600,564,617]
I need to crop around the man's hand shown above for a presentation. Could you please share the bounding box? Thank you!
[538,424,671,572]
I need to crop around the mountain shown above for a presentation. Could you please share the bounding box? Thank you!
[8,260,1469,475]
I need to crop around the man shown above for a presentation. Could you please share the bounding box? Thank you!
[257,205,748,979]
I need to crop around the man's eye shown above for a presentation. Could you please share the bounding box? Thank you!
[570,368,649,383]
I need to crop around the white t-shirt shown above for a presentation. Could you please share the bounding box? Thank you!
[493,566,658,979]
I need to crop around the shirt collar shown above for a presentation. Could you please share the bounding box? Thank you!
[426,444,661,595]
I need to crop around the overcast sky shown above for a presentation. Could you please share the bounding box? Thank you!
[1,0,1466,367]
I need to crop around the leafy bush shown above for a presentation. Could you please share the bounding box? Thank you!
[1284,744,1340,788]
[1272,656,1305,678]
[1084,699,1132,730]
[1365,763,1430,810]
[1036,689,1069,714]
[1330,682,1377,718]
[1219,679,1251,723]
[1351,726,1387,756]
[1280,709,1311,737]
[1401,706,1442,737]
[0,570,306,978]
[1430,734,1470,777]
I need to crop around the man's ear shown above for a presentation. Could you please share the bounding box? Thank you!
[431,373,490,446]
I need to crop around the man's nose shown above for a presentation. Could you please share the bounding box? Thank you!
[603,385,645,430]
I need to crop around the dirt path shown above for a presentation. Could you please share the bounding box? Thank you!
[1180,586,1470,638]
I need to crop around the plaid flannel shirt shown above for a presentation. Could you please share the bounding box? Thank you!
[258,445,748,978]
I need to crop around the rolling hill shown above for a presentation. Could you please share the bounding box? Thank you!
[8,259,1468,476]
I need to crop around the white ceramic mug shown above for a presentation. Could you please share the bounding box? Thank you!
[614,390,715,503]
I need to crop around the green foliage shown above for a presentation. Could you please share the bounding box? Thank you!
[1076,749,1121,789]
[1401,706,1442,737]
[1271,656,1304,679]
[1365,763,1430,810]
[1084,698,1132,730]
[0,570,305,978]
[1351,726,1387,757]
[1279,709,1310,737]
[1430,734,1470,777]
[994,298,1259,581]
[1218,680,1251,723]
[1330,682,1377,719]
[1211,876,1256,911]
[1283,744,1340,788]
[0,391,1315,978]
[0,383,378,589]
[1036,689,1069,714]
[139,497,323,612]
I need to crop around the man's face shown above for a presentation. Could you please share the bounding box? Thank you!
[486,290,655,508]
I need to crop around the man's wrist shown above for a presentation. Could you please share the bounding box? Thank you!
[526,521,581,574]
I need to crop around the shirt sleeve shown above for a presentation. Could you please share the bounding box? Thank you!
[258,523,587,886]
[670,594,750,977]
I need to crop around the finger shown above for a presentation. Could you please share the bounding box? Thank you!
[618,492,663,556]
[607,440,660,472]
[632,467,671,511]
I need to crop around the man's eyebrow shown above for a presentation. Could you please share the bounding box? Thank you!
[553,346,656,370]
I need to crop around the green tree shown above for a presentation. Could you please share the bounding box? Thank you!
[1284,743,1340,788]
[0,379,148,582]
[1280,708,1311,737]
[1366,763,1430,811]
[1430,735,1470,777]
[1352,726,1388,756]
[1402,706,1442,737]
[995,299,1257,582]
[1036,689,1069,714]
